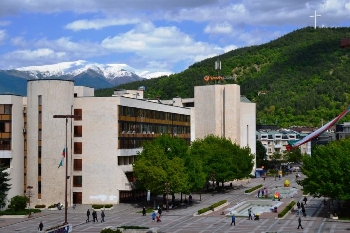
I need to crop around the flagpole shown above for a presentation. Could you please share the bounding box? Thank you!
[53,114,79,225]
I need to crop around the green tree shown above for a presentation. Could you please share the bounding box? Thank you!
[0,165,11,209]
[8,195,28,211]
[133,135,189,195]
[256,140,267,168]
[189,135,254,188]
[297,139,350,201]
[283,147,303,163]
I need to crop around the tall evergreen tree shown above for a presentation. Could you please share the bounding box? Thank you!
[0,164,11,209]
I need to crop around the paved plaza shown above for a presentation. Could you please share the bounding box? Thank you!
[0,173,349,233]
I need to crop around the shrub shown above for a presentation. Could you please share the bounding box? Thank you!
[92,204,113,209]
[277,201,296,218]
[197,200,227,215]
[8,195,29,211]
[245,184,263,193]
[101,229,122,233]
[35,204,46,208]
[48,204,56,208]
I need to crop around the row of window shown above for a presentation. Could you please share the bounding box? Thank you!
[119,106,190,122]
[0,105,11,115]
[119,122,190,135]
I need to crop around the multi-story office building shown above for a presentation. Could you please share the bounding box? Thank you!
[1,80,255,207]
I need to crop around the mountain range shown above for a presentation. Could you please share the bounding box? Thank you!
[0,60,171,96]
[98,27,350,127]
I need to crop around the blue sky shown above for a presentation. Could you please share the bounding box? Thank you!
[1,0,350,75]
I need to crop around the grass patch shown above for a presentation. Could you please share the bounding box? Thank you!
[136,208,154,214]
[245,184,263,193]
[198,200,227,215]
[277,201,295,218]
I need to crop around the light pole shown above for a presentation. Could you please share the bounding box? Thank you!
[53,114,79,224]
[164,183,170,212]
[27,185,33,218]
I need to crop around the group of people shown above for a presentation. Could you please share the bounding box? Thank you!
[86,208,105,223]
[143,206,162,222]
[296,196,308,218]
[257,187,268,198]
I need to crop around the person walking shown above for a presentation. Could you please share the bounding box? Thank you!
[86,209,90,223]
[92,210,98,223]
[302,206,306,217]
[297,216,303,229]
[151,211,156,222]
[303,196,308,205]
[100,210,105,223]
[230,214,236,226]
[38,221,44,231]
[248,208,253,220]
[142,206,146,216]
[257,189,260,198]
[158,207,162,217]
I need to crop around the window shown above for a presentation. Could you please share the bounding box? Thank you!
[0,122,11,132]
[38,146,42,158]
[74,142,82,154]
[38,164,41,176]
[0,105,12,114]
[74,109,82,121]
[74,159,82,171]
[38,181,41,194]
[73,176,82,187]
[74,126,82,137]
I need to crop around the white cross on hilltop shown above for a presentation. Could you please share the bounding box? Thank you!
[310,11,321,29]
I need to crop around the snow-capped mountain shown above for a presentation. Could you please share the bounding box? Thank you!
[15,60,171,80]
[0,60,171,95]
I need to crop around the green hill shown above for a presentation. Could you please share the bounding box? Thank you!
[96,27,350,127]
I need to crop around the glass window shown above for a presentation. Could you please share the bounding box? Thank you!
[74,159,82,171]
[73,176,82,187]
[74,126,82,137]
[74,109,82,121]
[74,142,82,154]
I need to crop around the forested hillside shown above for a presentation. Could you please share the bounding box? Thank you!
[96,27,350,127]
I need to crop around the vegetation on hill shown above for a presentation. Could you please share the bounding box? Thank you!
[96,27,350,127]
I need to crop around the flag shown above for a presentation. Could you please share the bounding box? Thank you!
[58,148,66,168]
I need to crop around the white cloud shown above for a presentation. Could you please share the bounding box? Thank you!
[204,22,233,34]
[0,30,6,44]
[0,20,11,26]
[65,18,140,31]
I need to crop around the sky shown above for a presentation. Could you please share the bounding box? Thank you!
[0,0,350,75]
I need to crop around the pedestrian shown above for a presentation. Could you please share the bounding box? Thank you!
[230,214,236,226]
[158,207,162,217]
[297,216,303,229]
[189,194,193,205]
[248,208,253,220]
[152,211,156,222]
[142,206,146,216]
[323,199,327,206]
[100,210,105,222]
[86,209,90,223]
[92,210,98,223]
[302,206,306,217]
[297,201,301,209]
[257,189,260,198]
[261,189,264,198]
[303,196,307,205]
[38,221,44,231]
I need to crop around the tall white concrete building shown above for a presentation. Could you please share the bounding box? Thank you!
[0,80,255,207]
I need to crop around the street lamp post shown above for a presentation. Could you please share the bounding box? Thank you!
[164,183,170,212]
[53,114,79,224]
[27,185,33,218]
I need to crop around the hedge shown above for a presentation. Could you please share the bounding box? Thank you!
[35,204,46,208]
[277,201,296,218]
[245,184,263,193]
[92,204,113,209]
[0,208,41,215]
[198,200,227,215]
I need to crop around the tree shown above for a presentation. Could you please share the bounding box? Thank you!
[283,147,303,163]
[0,164,11,209]
[8,195,28,211]
[297,139,350,201]
[189,135,254,189]
[133,135,189,195]
[256,140,267,168]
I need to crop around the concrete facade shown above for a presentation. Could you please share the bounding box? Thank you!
[0,81,256,207]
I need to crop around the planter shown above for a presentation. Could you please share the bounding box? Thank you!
[195,202,229,216]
